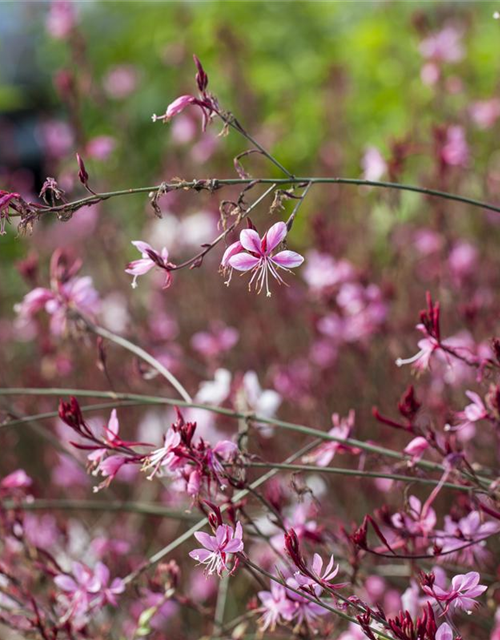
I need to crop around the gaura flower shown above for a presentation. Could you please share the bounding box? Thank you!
[257,582,295,631]
[423,570,487,614]
[189,522,243,576]
[125,241,173,289]
[221,221,304,297]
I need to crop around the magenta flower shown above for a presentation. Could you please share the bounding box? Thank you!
[125,241,173,289]
[223,222,304,297]
[424,570,487,614]
[436,623,454,640]
[302,410,358,467]
[404,436,429,466]
[15,276,100,336]
[142,428,183,480]
[0,469,32,490]
[293,552,340,591]
[54,562,101,621]
[152,56,216,131]
[447,390,488,438]
[93,562,125,606]
[88,409,120,464]
[189,522,244,576]
[257,582,295,631]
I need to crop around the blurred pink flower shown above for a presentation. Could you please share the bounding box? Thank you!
[46,0,76,39]
[404,436,429,465]
[86,136,116,161]
[361,146,387,181]
[441,126,469,167]
[302,410,358,467]
[419,26,464,63]
[191,323,239,358]
[257,582,295,631]
[0,469,32,490]
[103,65,139,99]
[470,99,500,129]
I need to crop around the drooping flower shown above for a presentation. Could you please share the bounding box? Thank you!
[87,409,120,465]
[125,241,173,289]
[223,222,304,297]
[189,522,244,576]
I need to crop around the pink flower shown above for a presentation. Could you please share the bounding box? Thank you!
[86,135,116,161]
[223,222,304,296]
[103,65,139,99]
[436,623,454,640]
[404,437,429,465]
[93,563,125,606]
[361,146,387,181]
[425,571,487,614]
[93,455,128,492]
[191,323,239,357]
[54,562,101,621]
[396,334,439,371]
[46,0,76,39]
[15,275,100,337]
[189,522,244,576]
[302,411,358,467]
[446,390,488,440]
[142,428,182,479]
[88,409,120,464]
[0,469,32,490]
[152,56,216,131]
[257,582,295,631]
[125,241,173,289]
[294,553,340,590]
[392,495,436,538]
[419,27,464,63]
[470,99,500,129]
[152,95,198,123]
[441,126,469,167]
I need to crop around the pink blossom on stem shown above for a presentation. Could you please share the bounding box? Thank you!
[446,390,488,438]
[0,469,32,490]
[424,570,487,614]
[436,623,454,640]
[224,222,304,297]
[404,436,429,466]
[189,522,244,576]
[302,410,358,467]
[125,241,173,289]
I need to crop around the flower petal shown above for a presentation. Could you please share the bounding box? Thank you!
[229,253,261,272]
[272,250,304,269]
[239,229,262,254]
[265,222,287,253]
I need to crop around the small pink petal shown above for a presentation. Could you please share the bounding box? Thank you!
[272,250,304,268]
[239,229,262,254]
[229,253,261,271]
[265,222,287,253]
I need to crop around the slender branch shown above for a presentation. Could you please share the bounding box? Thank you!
[243,462,473,493]
[0,498,200,520]
[0,401,477,492]
[11,176,500,220]
[0,387,491,482]
[219,111,294,179]
[76,316,193,403]
[169,183,277,271]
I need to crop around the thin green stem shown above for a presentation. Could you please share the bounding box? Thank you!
[76,317,192,403]
[0,386,490,483]
[1,498,200,519]
[15,176,500,219]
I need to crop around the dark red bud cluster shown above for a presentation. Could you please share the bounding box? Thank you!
[419,291,441,342]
